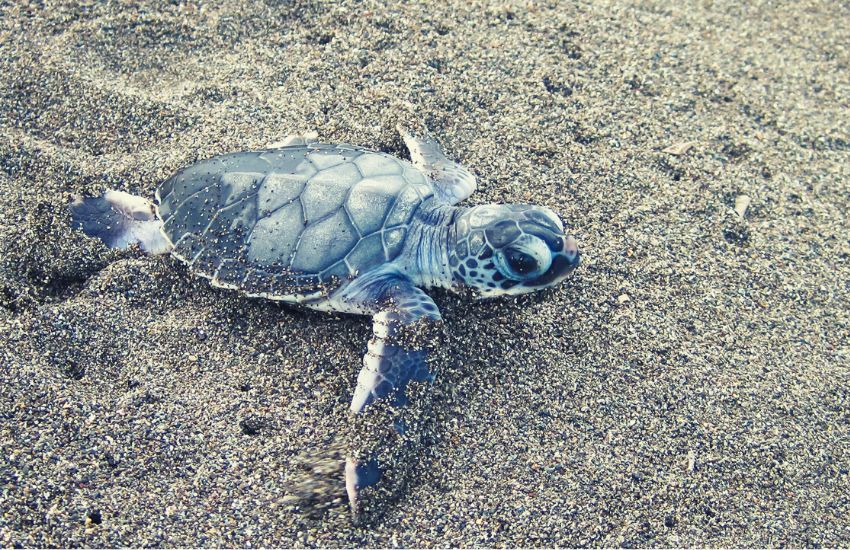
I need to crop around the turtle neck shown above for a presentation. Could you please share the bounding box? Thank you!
[397,198,462,290]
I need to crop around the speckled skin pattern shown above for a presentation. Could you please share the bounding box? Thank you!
[450,203,577,297]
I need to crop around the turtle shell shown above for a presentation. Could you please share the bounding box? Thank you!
[155,144,435,301]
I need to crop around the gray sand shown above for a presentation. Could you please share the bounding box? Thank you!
[1,0,849,546]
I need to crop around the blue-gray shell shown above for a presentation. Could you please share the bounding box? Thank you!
[155,144,434,299]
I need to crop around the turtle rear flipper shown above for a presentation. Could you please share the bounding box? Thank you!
[70,191,172,254]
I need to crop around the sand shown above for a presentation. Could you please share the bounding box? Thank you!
[1,0,848,546]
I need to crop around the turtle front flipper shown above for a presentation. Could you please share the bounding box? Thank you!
[350,309,437,413]
[342,274,443,523]
[398,124,477,205]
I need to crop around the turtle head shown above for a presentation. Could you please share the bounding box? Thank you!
[449,204,580,297]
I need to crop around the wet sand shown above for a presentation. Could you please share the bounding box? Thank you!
[1,0,849,546]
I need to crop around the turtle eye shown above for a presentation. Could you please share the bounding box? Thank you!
[506,249,538,276]
[493,235,552,281]
[494,237,552,281]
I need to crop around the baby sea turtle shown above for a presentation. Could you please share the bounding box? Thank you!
[70,126,581,520]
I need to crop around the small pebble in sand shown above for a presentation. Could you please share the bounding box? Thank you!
[662,141,697,155]
[734,195,751,219]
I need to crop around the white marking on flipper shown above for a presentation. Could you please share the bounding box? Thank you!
[103,190,157,221]
[351,354,381,413]
[127,219,172,254]
[344,457,360,520]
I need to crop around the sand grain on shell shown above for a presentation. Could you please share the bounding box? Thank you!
[1,0,849,546]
